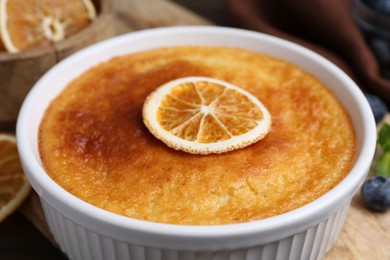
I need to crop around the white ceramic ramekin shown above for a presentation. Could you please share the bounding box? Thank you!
[16,26,376,260]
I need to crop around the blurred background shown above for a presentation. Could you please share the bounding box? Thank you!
[1,0,390,259]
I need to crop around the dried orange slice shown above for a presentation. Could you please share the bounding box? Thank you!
[143,77,272,154]
[0,134,30,222]
[0,0,96,53]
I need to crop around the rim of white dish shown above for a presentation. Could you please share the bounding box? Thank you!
[16,26,377,250]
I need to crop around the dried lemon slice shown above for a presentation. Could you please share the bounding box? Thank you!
[0,0,96,53]
[143,77,272,154]
[0,134,31,222]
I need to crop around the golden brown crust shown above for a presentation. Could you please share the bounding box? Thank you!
[39,46,356,225]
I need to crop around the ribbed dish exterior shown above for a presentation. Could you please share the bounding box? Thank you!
[41,199,350,260]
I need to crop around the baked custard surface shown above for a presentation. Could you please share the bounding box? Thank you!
[39,46,356,225]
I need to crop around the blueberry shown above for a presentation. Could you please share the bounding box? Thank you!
[361,176,390,211]
[368,38,390,64]
[365,93,388,122]
[363,0,390,15]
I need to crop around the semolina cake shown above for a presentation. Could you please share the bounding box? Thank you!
[38,46,356,225]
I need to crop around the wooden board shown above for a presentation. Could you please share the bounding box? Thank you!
[15,0,390,259]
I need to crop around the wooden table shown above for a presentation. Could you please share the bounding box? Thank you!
[1,0,389,259]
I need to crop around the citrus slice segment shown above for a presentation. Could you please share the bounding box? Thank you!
[143,77,272,154]
[0,134,31,222]
[0,0,96,53]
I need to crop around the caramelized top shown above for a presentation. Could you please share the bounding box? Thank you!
[39,46,356,225]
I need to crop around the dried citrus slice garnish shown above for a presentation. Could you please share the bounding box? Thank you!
[0,134,31,222]
[143,77,272,154]
[0,0,96,53]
